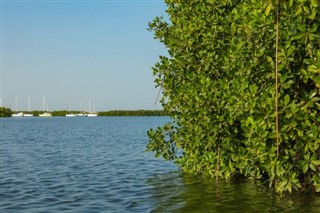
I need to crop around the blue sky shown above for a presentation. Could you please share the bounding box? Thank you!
[1,0,168,111]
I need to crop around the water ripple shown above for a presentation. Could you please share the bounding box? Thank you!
[1,117,319,212]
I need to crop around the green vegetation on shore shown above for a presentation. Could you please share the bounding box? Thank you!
[98,110,167,116]
[0,107,12,117]
[147,0,320,194]
[9,110,166,117]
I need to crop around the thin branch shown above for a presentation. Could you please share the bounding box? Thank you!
[216,143,221,184]
[154,84,162,105]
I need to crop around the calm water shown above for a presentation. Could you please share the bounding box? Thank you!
[1,117,319,212]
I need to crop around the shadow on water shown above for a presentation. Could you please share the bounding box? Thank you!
[146,172,320,213]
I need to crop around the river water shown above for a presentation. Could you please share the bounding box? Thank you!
[1,117,319,212]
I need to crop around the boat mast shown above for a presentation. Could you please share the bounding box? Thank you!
[28,96,31,112]
[42,96,46,111]
[15,96,18,112]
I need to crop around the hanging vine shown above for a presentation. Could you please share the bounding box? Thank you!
[275,0,280,158]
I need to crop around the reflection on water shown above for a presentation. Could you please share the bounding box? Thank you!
[147,172,320,213]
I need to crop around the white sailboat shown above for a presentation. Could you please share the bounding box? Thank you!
[76,100,87,117]
[66,113,76,117]
[39,112,52,117]
[12,112,24,117]
[24,97,33,117]
[12,96,24,117]
[66,101,76,117]
[87,99,97,117]
[39,96,52,117]
[87,113,97,117]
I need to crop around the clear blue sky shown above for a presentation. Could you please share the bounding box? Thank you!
[1,0,168,111]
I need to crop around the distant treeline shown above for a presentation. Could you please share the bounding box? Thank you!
[7,110,167,117]
[0,107,12,117]
[98,110,167,116]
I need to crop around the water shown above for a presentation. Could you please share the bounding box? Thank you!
[1,117,319,212]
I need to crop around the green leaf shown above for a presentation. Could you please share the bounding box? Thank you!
[303,6,310,14]
[287,46,295,56]
[266,56,273,64]
[297,24,306,32]
[311,23,319,33]
[265,4,271,16]
[300,69,308,77]
[308,65,320,73]
[291,34,304,41]
[309,9,317,20]
[312,160,320,166]
[310,163,316,172]
[309,97,320,106]
[309,90,317,99]
[303,163,309,173]
[311,0,318,7]
[295,6,302,15]
[284,94,290,106]
[312,76,320,87]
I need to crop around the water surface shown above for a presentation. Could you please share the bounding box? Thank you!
[1,117,319,212]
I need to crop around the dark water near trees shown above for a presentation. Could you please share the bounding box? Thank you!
[1,117,319,212]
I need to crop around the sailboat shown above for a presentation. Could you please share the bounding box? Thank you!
[12,96,24,117]
[39,96,52,117]
[66,101,76,117]
[76,100,87,117]
[24,97,34,117]
[87,99,98,117]
[12,112,24,117]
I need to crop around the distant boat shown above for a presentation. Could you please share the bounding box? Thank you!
[24,97,34,117]
[66,114,76,117]
[76,100,88,117]
[39,112,52,117]
[66,101,76,117]
[24,113,33,117]
[39,96,52,117]
[76,113,87,117]
[12,112,24,117]
[87,113,98,117]
[12,97,24,117]
[87,100,98,117]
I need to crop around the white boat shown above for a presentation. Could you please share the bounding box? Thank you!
[39,112,52,117]
[87,100,98,117]
[11,97,33,117]
[12,112,24,117]
[24,113,33,117]
[11,97,24,117]
[39,96,52,117]
[66,114,76,117]
[66,101,76,117]
[24,97,34,117]
[76,113,87,117]
[76,100,88,117]
[87,113,98,117]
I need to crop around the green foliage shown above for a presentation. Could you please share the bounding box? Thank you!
[51,111,69,116]
[0,107,12,117]
[147,0,320,194]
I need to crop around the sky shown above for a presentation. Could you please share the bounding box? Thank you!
[0,0,168,111]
